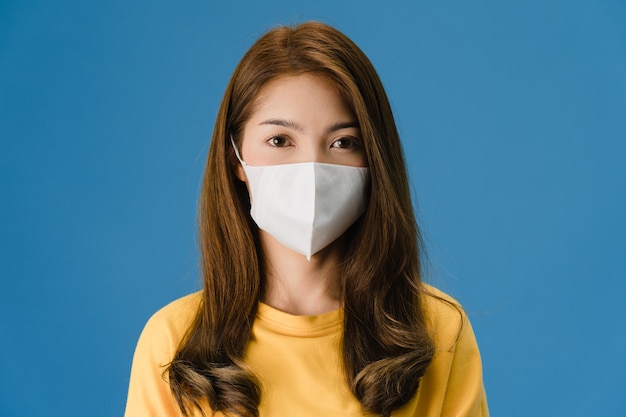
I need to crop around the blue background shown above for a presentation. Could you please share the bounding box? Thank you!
[1,1,625,416]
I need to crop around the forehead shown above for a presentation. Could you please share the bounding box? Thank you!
[249,73,353,116]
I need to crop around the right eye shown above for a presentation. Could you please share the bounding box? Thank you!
[267,135,290,147]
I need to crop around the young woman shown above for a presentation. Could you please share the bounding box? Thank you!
[125,21,488,417]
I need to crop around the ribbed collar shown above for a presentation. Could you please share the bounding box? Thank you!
[255,302,343,337]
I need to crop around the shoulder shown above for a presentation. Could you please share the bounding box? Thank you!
[136,292,203,360]
[417,285,489,415]
[125,293,203,416]
[147,291,202,326]
[420,284,470,351]
[420,283,464,323]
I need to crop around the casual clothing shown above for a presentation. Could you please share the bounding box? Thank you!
[125,285,488,416]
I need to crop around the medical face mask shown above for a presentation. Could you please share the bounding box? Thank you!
[232,140,370,260]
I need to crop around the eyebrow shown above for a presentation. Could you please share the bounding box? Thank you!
[259,119,360,133]
[324,121,360,134]
[259,119,303,131]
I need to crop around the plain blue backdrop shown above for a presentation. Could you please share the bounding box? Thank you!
[1,1,625,416]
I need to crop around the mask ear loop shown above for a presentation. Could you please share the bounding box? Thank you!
[230,136,247,166]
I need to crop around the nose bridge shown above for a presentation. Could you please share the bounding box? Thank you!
[298,138,328,164]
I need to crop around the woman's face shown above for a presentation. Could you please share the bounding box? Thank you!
[237,73,367,177]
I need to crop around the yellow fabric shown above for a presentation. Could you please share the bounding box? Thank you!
[125,286,488,416]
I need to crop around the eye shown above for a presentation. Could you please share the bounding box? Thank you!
[266,135,290,147]
[331,137,362,150]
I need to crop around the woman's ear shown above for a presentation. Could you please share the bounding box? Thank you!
[234,163,247,182]
[229,152,247,182]
[229,136,248,182]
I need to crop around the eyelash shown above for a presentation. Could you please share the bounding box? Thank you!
[265,135,362,149]
[266,135,291,147]
[331,137,362,150]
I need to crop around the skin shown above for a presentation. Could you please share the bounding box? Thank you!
[235,73,367,316]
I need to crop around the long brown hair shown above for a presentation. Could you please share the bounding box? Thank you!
[167,21,435,417]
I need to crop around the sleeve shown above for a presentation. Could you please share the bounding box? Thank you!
[124,312,184,417]
[438,315,489,417]
[411,296,489,417]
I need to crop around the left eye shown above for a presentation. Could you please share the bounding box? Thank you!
[331,137,361,149]
[267,135,289,147]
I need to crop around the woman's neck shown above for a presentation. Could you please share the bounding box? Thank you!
[259,230,343,316]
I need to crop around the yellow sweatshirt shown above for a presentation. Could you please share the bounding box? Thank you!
[124,286,488,416]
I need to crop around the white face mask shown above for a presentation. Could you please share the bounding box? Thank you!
[233,140,370,260]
